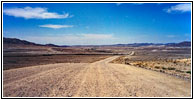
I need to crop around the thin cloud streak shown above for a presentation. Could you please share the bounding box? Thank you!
[39,24,73,29]
[116,3,122,6]
[116,3,144,6]
[133,3,144,5]
[19,34,117,45]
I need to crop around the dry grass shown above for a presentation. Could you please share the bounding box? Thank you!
[111,56,191,80]
[3,54,111,70]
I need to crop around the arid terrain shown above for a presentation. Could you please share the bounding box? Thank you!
[111,48,191,80]
[3,56,191,97]
[3,38,191,97]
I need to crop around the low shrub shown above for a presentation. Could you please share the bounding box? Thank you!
[168,67,176,70]
[155,66,160,69]
[186,71,191,74]
[175,70,184,73]
[162,67,167,70]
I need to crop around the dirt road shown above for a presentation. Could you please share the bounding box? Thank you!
[3,56,191,97]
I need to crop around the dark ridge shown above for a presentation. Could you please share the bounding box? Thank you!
[3,37,71,47]
[113,43,164,47]
[3,37,39,45]
[166,41,191,47]
[3,37,191,47]
[45,44,60,47]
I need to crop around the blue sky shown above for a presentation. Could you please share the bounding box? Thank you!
[3,3,191,45]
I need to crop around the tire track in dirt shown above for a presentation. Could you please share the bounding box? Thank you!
[107,63,191,97]
[73,62,100,97]
[3,63,68,84]
[3,63,87,97]
[48,63,90,97]
[97,61,130,97]
[73,56,132,97]
[3,56,191,97]
[72,63,91,97]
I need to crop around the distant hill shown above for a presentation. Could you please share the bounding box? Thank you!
[3,37,40,46]
[114,42,191,47]
[114,43,164,47]
[166,41,191,47]
[3,37,70,47]
[45,44,60,47]
[179,41,191,47]
[3,37,191,47]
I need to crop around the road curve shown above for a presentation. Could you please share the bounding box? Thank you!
[3,56,191,97]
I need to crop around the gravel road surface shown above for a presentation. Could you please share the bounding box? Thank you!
[3,56,191,97]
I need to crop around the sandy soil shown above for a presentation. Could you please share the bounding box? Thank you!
[3,56,191,97]
[3,54,110,70]
[111,55,191,80]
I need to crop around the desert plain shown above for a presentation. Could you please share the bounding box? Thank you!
[3,38,191,97]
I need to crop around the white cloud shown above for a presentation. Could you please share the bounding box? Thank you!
[165,4,191,13]
[133,3,144,5]
[116,3,144,6]
[116,3,122,6]
[19,34,117,45]
[39,24,73,29]
[4,6,72,19]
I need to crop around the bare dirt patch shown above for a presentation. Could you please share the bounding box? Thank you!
[111,56,191,80]
[3,56,191,97]
[3,54,111,70]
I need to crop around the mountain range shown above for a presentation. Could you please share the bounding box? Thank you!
[3,37,191,47]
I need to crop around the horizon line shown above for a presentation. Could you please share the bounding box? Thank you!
[3,37,191,46]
